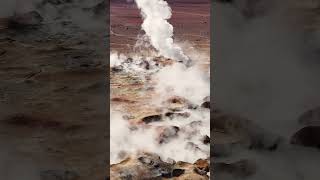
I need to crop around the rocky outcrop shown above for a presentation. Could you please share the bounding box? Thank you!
[110,152,209,180]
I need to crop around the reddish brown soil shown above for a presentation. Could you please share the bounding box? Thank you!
[110,1,210,53]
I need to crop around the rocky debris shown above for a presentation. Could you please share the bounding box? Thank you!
[213,159,257,179]
[111,151,210,180]
[164,96,196,111]
[153,57,175,67]
[110,56,180,74]
[111,97,136,104]
[110,152,173,179]
[298,107,320,126]
[9,11,43,28]
[156,126,180,144]
[164,112,191,119]
[174,160,209,180]
[290,126,320,149]
[110,57,154,73]
[40,170,79,180]
[194,159,210,175]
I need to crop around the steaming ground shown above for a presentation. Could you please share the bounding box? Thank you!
[110,0,210,178]
[110,49,210,164]
[214,0,320,179]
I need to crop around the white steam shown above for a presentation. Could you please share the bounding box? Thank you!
[110,109,210,164]
[110,48,210,164]
[110,0,210,165]
[134,0,190,63]
[153,63,209,104]
[214,1,320,179]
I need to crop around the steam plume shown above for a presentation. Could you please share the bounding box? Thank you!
[134,0,190,64]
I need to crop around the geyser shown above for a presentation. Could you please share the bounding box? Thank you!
[134,0,192,66]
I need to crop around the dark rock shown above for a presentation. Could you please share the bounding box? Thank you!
[171,168,185,177]
[201,96,210,108]
[201,101,210,109]
[202,135,210,145]
[111,97,136,104]
[291,126,320,149]
[164,112,191,119]
[141,114,162,124]
[111,65,123,72]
